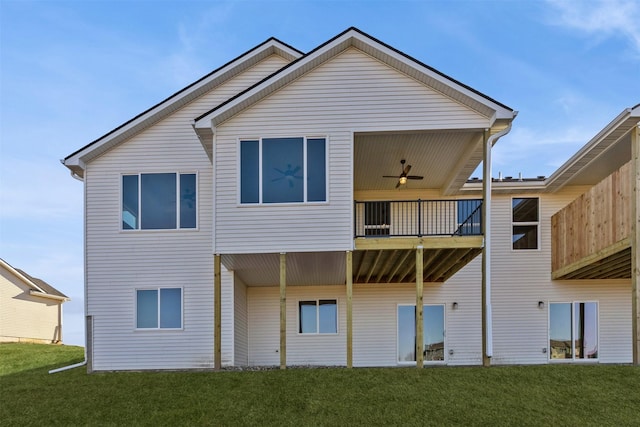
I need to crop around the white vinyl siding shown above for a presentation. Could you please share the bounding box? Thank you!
[246,278,481,367]
[214,48,491,254]
[488,189,632,365]
[83,55,288,371]
[233,276,249,366]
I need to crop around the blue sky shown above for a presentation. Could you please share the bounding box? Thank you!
[1,0,639,346]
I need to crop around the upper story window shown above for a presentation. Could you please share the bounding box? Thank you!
[122,173,197,230]
[240,137,326,204]
[512,197,538,249]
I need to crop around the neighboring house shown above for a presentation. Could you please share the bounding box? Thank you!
[0,258,69,344]
[63,27,640,372]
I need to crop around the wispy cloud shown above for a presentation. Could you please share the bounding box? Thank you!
[546,0,640,55]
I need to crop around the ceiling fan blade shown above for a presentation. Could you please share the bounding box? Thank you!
[395,180,401,189]
[407,176,424,180]
[382,175,399,178]
[403,164,412,175]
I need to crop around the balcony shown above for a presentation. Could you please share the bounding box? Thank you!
[352,199,483,283]
[552,161,631,280]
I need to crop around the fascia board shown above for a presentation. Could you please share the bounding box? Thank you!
[544,105,640,192]
[195,28,515,129]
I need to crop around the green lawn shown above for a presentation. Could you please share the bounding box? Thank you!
[1,343,639,426]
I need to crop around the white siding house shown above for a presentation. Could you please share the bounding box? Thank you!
[64,27,640,371]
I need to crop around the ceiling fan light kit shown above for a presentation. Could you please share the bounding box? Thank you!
[382,159,424,188]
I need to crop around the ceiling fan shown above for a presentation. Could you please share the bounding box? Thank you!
[383,159,424,188]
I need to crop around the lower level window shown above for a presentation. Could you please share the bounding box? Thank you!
[299,300,337,334]
[398,305,445,363]
[549,302,598,360]
[136,288,182,329]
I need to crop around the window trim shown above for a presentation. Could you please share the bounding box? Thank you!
[134,286,184,331]
[548,300,599,362]
[121,171,199,231]
[237,136,329,205]
[511,197,540,251]
[396,303,446,365]
[297,299,338,335]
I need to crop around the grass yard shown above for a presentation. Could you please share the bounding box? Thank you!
[1,343,639,426]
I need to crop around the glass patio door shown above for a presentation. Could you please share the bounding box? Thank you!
[397,305,445,363]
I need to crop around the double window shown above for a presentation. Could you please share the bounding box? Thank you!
[136,288,183,329]
[512,198,538,249]
[549,302,598,360]
[299,299,337,334]
[240,137,326,204]
[397,305,445,363]
[122,173,197,230]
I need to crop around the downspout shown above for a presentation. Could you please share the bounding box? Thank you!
[483,121,513,361]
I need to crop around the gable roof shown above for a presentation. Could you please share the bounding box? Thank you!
[63,38,303,178]
[459,104,640,194]
[194,27,515,143]
[544,103,640,192]
[0,258,69,301]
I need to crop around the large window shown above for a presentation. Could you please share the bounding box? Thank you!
[299,299,337,334]
[122,173,196,230]
[456,199,482,235]
[397,305,445,363]
[240,137,326,204]
[549,302,598,360]
[136,288,183,329]
[512,198,538,249]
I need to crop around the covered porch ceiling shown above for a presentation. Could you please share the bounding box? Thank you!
[354,129,486,194]
[221,236,483,287]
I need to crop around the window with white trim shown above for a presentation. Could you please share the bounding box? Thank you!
[240,137,326,204]
[122,173,196,230]
[549,302,598,360]
[512,197,538,249]
[136,288,183,329]
[299,299,337,334]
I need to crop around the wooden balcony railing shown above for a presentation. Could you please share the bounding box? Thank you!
[354,199,483,238]
[551,161,631,278]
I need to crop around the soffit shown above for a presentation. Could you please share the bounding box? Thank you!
[354,130,481,191]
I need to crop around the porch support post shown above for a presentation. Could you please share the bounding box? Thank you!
[214,254,222,370]
[632,125,640,365]
[346,250,353,368]
[481,129,492,367]
[416,246,424,368]
[280,252,287,369]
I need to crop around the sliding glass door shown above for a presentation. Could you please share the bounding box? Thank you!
[397,305,445,364]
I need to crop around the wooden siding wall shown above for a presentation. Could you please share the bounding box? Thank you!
[0,266,62,343]
[552,162,631,272]
[84,55,289,370]
[214,48,490,254]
